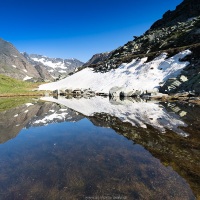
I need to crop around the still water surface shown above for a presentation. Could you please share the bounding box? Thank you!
[0,97,199,200]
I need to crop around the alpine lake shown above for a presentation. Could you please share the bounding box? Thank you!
[0,96,199,200]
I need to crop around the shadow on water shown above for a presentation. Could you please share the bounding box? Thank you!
[0,96,199,199]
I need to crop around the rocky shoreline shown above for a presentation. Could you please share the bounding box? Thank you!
[151,94,200,105]
[50,88,200,105]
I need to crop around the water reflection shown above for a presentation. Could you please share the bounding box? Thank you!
[0,97,199,199]
[0,101,83,144]
[41,96,188,136]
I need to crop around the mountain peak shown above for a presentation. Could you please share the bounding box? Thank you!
[151,0,200,29]
[0,38,49,81]
[23,53,84,80]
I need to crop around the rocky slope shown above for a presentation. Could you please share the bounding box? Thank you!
[23,53,84,80]
[80,0,200,96]
[83,51,113,67]
[151,0,200,29]
[39,50,192,97]
[0,38,53,82]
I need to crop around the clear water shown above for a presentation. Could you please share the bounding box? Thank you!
[0,97,199,200]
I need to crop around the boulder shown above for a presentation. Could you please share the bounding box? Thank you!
[109,87,124,97]
[65,89,73,94]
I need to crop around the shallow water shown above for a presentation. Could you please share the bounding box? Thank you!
[0,97,199,200]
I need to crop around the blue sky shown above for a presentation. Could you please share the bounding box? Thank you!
[0,0,183,62]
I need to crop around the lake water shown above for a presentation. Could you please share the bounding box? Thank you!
[0,96,199,200]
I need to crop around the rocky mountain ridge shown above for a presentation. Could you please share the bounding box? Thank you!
[83,51,113,67]
[23,53,84,80]
[0,38,53,82]
[0,38,84,82]
[82,0,200,96]
[151,0,200,29]
[89,16,200,72]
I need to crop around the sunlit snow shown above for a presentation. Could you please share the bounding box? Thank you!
[23,75,32,81]
[39,50,191,93]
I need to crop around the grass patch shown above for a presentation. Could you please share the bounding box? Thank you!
[0,97,35,112]
[0,74,44,96]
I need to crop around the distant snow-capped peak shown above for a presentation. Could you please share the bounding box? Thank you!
[29,54,84,70]
[22,53,84,80]
[30,55,67,69]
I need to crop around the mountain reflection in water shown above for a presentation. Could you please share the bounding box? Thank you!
[42,96,188,136]
[0,97,199,199]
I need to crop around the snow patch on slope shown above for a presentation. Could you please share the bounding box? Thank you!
[23,75,32,81]
[39,50,191,93]
[31,57,67,69]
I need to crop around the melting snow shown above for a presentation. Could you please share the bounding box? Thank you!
[26,103,34,107]
[23,76,32,81]
[12,65,17,68]
[59,70,66,73]
[39,50,191,93]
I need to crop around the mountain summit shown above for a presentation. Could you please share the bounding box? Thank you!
[151,0,200,29]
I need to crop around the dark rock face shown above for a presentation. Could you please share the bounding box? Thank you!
[151,0,200,29]
[34,64,54,82]
[23,53,84,80]
[83,51,113,67]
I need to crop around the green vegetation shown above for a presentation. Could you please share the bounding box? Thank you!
[0,74,44,96]
[0,97,35,112]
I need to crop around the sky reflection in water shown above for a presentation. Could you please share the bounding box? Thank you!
[0,97,199,200]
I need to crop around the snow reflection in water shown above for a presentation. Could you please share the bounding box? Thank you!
[41,96,188,137]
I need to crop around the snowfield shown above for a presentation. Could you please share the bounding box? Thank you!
[39,50,191,94]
